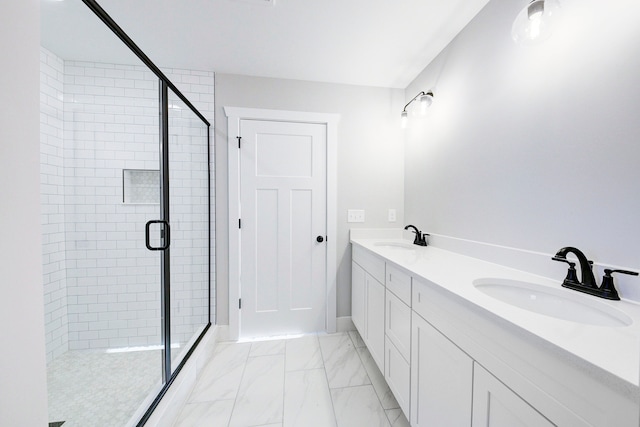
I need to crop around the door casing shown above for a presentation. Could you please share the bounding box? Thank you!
[225,107,339,341]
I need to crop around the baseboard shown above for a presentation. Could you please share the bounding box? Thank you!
[336,316,355,332]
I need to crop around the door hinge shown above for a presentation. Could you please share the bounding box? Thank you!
[239,298,242,309]
[239,218,241,228]
[237,136,242,148]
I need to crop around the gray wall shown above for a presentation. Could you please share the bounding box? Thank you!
[0,0,49,424]
[405,0,640,276]
[215,74,404,324]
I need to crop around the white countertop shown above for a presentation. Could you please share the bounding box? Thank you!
[350,235,640,389]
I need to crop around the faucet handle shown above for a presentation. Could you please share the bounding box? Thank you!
[551,256,578,281]
[604,269,639,277]
[419,233,429,246]
[552,257,579,285]
[599,269,639,300]
[414,231,428,246]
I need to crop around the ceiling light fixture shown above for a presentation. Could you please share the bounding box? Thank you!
[512,0,561,45]
[401,90,434,129]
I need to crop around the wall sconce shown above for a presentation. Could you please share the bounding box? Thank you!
[512,0,560,45]
[401,90,434,128]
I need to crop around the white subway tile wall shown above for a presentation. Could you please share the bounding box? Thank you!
[163,69,215,349]
[41,47,69,363]
[167,89,210,359]
[165,69,215,351]
[40,47,215,361]
[63,57,163,351]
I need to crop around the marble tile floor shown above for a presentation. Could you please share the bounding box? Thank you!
[173,331,411,427]
[47,348,163,427]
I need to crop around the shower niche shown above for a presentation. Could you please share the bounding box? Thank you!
[123,169,160,204]
[40,1,214,425]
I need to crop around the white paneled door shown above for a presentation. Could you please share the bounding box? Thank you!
[239,119,327,339]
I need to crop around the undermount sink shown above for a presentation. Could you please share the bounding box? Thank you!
[373,241,416,250]
[473,278,633,327]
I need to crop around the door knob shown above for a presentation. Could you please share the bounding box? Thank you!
[316,236,324,243]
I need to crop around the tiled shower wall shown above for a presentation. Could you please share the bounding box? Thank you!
[41,48,68,363]
[63,58,163,351]
[40,47,215,359]
[157,69,215,349]
[166,93,211,355]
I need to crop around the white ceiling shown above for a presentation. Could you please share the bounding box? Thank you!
[41,0,491,88]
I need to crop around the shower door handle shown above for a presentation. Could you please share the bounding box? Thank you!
[145,220,171,251]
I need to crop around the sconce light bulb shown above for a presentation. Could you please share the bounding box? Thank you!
[529,15,542,39]
[527,0,544,39]
[528,0,545,19]
[419,92,433,115]
[401,111,408,129]
[512,0,560,45]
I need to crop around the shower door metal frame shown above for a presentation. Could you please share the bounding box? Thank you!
[81,1,213,425]
[159,81,172,384]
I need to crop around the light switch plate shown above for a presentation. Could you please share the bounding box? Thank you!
[347,209,365,223]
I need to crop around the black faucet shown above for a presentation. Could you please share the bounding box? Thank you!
[552,246,638,300]
[552,247,597,289]
[404,225,428,246]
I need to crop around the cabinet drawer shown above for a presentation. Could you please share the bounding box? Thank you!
[411,277,434,322]
[386,263,412,305]
[352,245,385,284]
[385,290,411,362]
[385,337,411,418]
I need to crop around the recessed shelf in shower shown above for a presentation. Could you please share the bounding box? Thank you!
[122,169,160,204]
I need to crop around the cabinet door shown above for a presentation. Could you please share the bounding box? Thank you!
[385,290,411,361]
[411,312,473,427]
[366,275,385,371]
[472,364,555,427]
[351,262,366,336]
[385,337,411,418]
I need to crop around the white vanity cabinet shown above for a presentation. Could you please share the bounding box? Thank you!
[366,277,385,369]
[352,246,413,415]
[411,275,630,427]
[410,310,473,427]
[384,264,412,416]
[351,240,638,427]
[351,261,366,336]
[351,245,386,370]
[472,364,554,427]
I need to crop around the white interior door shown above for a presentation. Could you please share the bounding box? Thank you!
[239,119,327,339]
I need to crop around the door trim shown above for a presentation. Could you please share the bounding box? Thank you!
[225,107,340,341]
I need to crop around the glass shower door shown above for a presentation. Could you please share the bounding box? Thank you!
[40,6,166,420]
[166,88,210,372]
[42,2,212,424]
